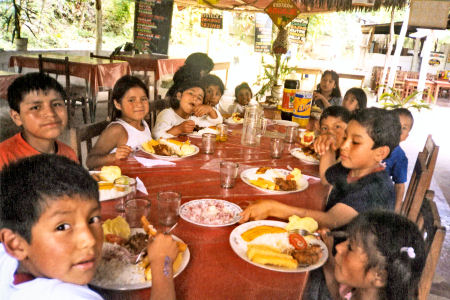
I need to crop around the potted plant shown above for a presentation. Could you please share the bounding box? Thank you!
[255,28,294,103]
[1,0,36,51]
[379,86,432,111]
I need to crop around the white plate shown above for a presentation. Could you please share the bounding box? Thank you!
[290,148,320,165]
[90,230,190,291]
[224,117,244,125]
[89,171,133,202]
[187,127,219,138]
[274,120,299,127]
[229,220,328,273]
[179,199,242,227]
[240,168,308,194]
[139,144,199,160]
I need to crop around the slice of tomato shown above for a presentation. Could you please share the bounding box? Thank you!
[105,234,126,245]
[303,135,313,143]
[289,233,307,250]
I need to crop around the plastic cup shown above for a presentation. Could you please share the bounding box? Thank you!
[270,137,284,159]
[220,161,239,189]
[157,191,181,227]
[124,198,151,228]
[202,133,216,154]
[114,176,137,212]
[284,125,297,143]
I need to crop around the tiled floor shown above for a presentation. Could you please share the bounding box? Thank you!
[1,93,449,299]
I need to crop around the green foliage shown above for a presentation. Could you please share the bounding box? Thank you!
[379,86,432,111]
[0,0,37,42]
[103,0,133,35]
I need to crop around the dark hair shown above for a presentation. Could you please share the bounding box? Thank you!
[345,210,425,300]
[169,80,205,110]
[351,107,400,154]
[170,52,214,92]
[234,82,253,100]
[319,105,351,125]
[393,108,414,129]
[7,72,66,113]
[184,52,214,74]
[203,74,225,95]
[345,87,367,112]
[110,75,149,121]
[317,70,341,98]
[0,154,99,243]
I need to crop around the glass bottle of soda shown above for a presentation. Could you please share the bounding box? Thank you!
[280,79,299,121]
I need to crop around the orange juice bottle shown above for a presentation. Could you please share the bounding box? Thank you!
[292,91,313,128]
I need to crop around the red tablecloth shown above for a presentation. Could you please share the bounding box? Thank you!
[9,54,131,98]
[94,126,328,300]
[0,71,20,100]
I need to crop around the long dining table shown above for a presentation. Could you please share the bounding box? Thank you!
[94,124,328,300]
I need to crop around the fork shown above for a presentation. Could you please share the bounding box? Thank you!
[134,223,178,264]
[288,228,321,237]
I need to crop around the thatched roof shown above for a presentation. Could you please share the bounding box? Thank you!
[175,0,408,13]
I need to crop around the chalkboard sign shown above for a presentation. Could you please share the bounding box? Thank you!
[288,17,308,45]
[201,13,223,29]
[134,0,174,55]
[254,13,272,53]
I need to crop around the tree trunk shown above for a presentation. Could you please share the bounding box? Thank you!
[95,0,102,55]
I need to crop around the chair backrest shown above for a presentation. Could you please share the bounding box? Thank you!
[147,95,169,130]
[400,152,430,222]
[415,190,446,300]
[38,54,70,94]
[69,120,109,165]
[422,134,439,188]
[90,52,113,62]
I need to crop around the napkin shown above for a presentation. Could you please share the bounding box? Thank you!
[135,177,148,195]
[134,155,176,167]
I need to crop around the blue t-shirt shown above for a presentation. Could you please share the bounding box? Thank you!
[383,145,408,184]
[325,162,395,212]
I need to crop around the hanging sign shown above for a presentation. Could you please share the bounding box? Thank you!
[288,17,308,44]
[409,0,450,29]
[254,13,272,53]
[201,13,223,29]
[264,0,300,29]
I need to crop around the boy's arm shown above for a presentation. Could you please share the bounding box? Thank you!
[319,229,341,300]
[394,183,405,212]
[314,133,338,186]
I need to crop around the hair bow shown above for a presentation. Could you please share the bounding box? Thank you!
[400,247,416,259]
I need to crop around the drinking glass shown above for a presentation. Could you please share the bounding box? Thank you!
[270,137,284,158]
[125,198,151,228]
[220,161,239,189]
[114,176,137,212]
[157,191,181,228]
[216,124,228,142]
[284,125,297,143]
[202,133,216,154]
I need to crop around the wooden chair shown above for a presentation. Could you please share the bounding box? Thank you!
[69,120,109,165]
[399,152,430,222]
[38,54,88,127]
[422,135,439,189]
[415,190,446,300]
[146,95,169,130]
[89,52,114,119]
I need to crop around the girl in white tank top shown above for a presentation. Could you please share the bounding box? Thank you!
[86,76,152,169]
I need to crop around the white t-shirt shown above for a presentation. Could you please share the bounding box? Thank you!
[152,107,223,140]
[0,244,103,300]
[228,102,245,114]
[108,118,152,153]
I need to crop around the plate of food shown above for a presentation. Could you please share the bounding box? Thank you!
[290,148,320,165]
[274,120,299,127]
[229,219,328,273]
[90,166,135,202]
[187,126,219,138]
[225,112,244,125]
[179,199,242,227]
[141,139,199,160]
[90,217,190,291]
[240,167,308,194]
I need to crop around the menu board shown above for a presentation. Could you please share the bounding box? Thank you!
[288,17,308,45]
[201,13,223,29]
[254,13,272,53]
[134,0,174,55]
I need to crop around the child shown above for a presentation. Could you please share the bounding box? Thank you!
[313,70,342,110]
[240,108,401,229]
[86,75,151,170]
[0,154,179,299]
[383,108,414,211]
[228,82,252,115]
[315,106,351,183]
[152,80,221,140]
[0,72,77,170]
[203,74,225,108]
[342,87,367,113]
[305,210,426,300]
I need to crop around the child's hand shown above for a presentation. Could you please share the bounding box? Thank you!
[114,145,133,160]
[178,120,196,133]
[193,105,213,117]
[146,233,178,266]
[314,133,338,156]
[318,228,334,253]
[239,199,281,223]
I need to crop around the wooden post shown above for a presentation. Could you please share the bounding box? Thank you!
[417,30,435,94]
[411,37,421,72]
[95,0,102,55]
[377,7,395,99]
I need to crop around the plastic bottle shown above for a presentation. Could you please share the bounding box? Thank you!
[280,79,299,121]
[292,91,313,128]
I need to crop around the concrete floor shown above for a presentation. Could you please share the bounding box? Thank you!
[0,93,449,299]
